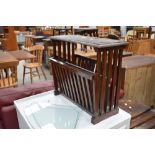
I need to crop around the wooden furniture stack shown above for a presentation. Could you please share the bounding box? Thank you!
[133,27,151,39]
[121,55,155,107]
[127,39,155,55]
[49,35,128,124]
[97,26,111,38]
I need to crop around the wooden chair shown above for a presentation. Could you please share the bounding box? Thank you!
[24,36,33,49]
[125,40,139,53]
[23,45,47,84]
[97,26,111,38]
[0,63,18,89]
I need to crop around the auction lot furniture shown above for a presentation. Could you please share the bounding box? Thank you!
[0,52,19,88]
[53,27,72,35]
[49,35,128,124]
[128,39,155,55]
[14,91,131,129]
[121,55,155,107]
[8,50,36,61]
[23,45,47,84]
[74,27,98,37]
[133,27,151,39]
[0,80,54,129]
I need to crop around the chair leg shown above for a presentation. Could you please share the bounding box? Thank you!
[40,66,47,80]
[36,67,40,79]
[23,66,26,84]
[30,68,33,84]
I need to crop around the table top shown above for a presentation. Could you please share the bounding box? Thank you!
[50,35,128,48]
[54,27,72,30]
[74,28,98,31]
[32,36,45,39]
[8,50,36,61]
[14,91,131,129]
[25,35,45,39]
[0,52,19,64]
[122,55,155,69]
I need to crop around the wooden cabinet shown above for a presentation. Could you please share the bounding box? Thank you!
[3,26,19,51]
[121,55,155,107]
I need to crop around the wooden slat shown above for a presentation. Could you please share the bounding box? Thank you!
[58,41,61,59]
[78,76,86,108]
[131,111,155,128]
[67,42,71,62]
[110,49,118,110]
[81,77,89,110]
[134,116,155,129]
[114,48,123,108]
[58,66,69,97]
[72,43,75,64]
[63,41,66,61]
[53,40,56,58]
[106,49,113,112]
[54,65,63,92]
[65,69,74,100]
[57,65,67,96]
[85,79,93,112]
[68,72,78,102]
[62,68,72,98]
[51,62,59,94]
[100,51,107,114]
[94,51,101,115]
[73,73,82,105]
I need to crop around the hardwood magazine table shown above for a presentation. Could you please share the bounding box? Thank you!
[49,35,128,124]
[14,91,131,129]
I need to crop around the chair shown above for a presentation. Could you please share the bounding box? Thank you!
[0,63,18,89]
[97,26,111,38]
[23,45,47,84]
[125,40,139,54]
[23,36,33,49]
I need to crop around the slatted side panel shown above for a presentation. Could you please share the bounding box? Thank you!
[0,66,17,88]
[99,48,123,114]
[53,40,76,63]
[75,54,96,72]
[50,58,95,115]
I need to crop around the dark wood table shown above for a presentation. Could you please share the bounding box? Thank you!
[74,28,98,37]
[8,50,36,61]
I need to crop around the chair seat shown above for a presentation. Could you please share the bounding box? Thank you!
[0,77,17,88]
[23,63,42,68]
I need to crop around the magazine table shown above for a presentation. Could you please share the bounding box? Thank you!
[14,91,131,129]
